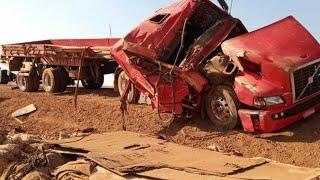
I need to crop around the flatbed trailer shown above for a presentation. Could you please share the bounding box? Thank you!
[0,38,121,93]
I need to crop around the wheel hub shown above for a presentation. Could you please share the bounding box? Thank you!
[212,96,231,122]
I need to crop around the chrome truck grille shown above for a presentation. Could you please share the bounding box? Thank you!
[291,59,320,102]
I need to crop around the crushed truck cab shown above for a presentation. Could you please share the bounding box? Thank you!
[112,0,320,133]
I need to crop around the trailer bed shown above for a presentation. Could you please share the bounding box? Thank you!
[1,38,119,66]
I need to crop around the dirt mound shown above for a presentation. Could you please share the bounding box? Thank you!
[1,85,320,168]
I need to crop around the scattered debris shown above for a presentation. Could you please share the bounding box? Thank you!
[0,133,42,176]
[7,133,41,144]
[11,104,37,118]
[227,149,243,157]
[0,144,20,161]
[59,129,96,140]
[207,144,243,157]
[70,128,96,138]
[207,144,226,153]
[254,131,295,139]
[1,131,320,179]
[58,131,70,140]
[70,132,92,138]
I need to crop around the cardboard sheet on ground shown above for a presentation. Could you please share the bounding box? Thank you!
[50,131,320,179]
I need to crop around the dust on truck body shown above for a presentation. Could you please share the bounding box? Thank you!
[1,38,119,93]
[112,0,320,133]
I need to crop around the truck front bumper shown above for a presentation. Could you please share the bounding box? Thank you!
[239,98,320,133]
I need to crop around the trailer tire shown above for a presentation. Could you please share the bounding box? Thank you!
[117,71,140,104]
[16,70,39,92]
[205,85,240,130]
[81,73,104,90]
[32,70,40,91]
[42,68,61,93]
[57,67,68,92]
[0,70,9,84]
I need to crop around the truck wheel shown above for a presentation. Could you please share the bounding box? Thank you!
[0,70,9,84]
[16,70,39,92]
[42,68,61,93]
[57,67,68,92]
[118,71,140,104]
[81,73,104,90]
[205,85,240,130]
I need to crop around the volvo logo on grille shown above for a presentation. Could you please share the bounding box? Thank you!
[308,76,314,84]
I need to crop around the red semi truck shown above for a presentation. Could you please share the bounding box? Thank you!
[112,0,320,132]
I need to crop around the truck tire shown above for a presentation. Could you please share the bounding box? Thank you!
[81,73,104,90]
[0,70,9,84]
[57,67,68,92]
[205,85,240,130]
[42,68,61,93]
[16,70,39,92]
[117,71,140,104]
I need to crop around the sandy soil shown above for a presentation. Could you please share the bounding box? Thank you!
[1,84,320,168]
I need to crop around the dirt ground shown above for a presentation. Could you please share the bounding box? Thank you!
[1,84,320,169]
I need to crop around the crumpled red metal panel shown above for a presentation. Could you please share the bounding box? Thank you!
[112,40,156,97]
[148,75,189,114]
[222,16,320,72]
[179,70,208,93]
[123,0,197,61]
[112,0,202,114]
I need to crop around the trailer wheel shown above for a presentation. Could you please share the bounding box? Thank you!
[0,70,9,84]
[205,85,240,130]
[16,70,39,92]
[81,73,104,90]
[42,68,61,93]
[118,71,140,104]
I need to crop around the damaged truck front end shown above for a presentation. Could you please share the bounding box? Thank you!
[112,0,320,133]
[222,16,320,132]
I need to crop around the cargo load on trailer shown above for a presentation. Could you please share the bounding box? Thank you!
[112,0,320,132]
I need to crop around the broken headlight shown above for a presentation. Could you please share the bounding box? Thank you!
[254,96,284,107]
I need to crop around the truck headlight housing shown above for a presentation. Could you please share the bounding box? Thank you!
[254,96,284,107]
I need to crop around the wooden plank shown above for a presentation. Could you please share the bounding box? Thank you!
[11,104,37,118]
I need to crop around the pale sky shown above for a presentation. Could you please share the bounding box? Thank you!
[0,0,319,45]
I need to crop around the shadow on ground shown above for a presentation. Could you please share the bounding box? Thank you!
[157,111,320,144]
[157,113,240,142]
[50,87,119,98]
[0,97,9,103]
[261,112,320,143]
